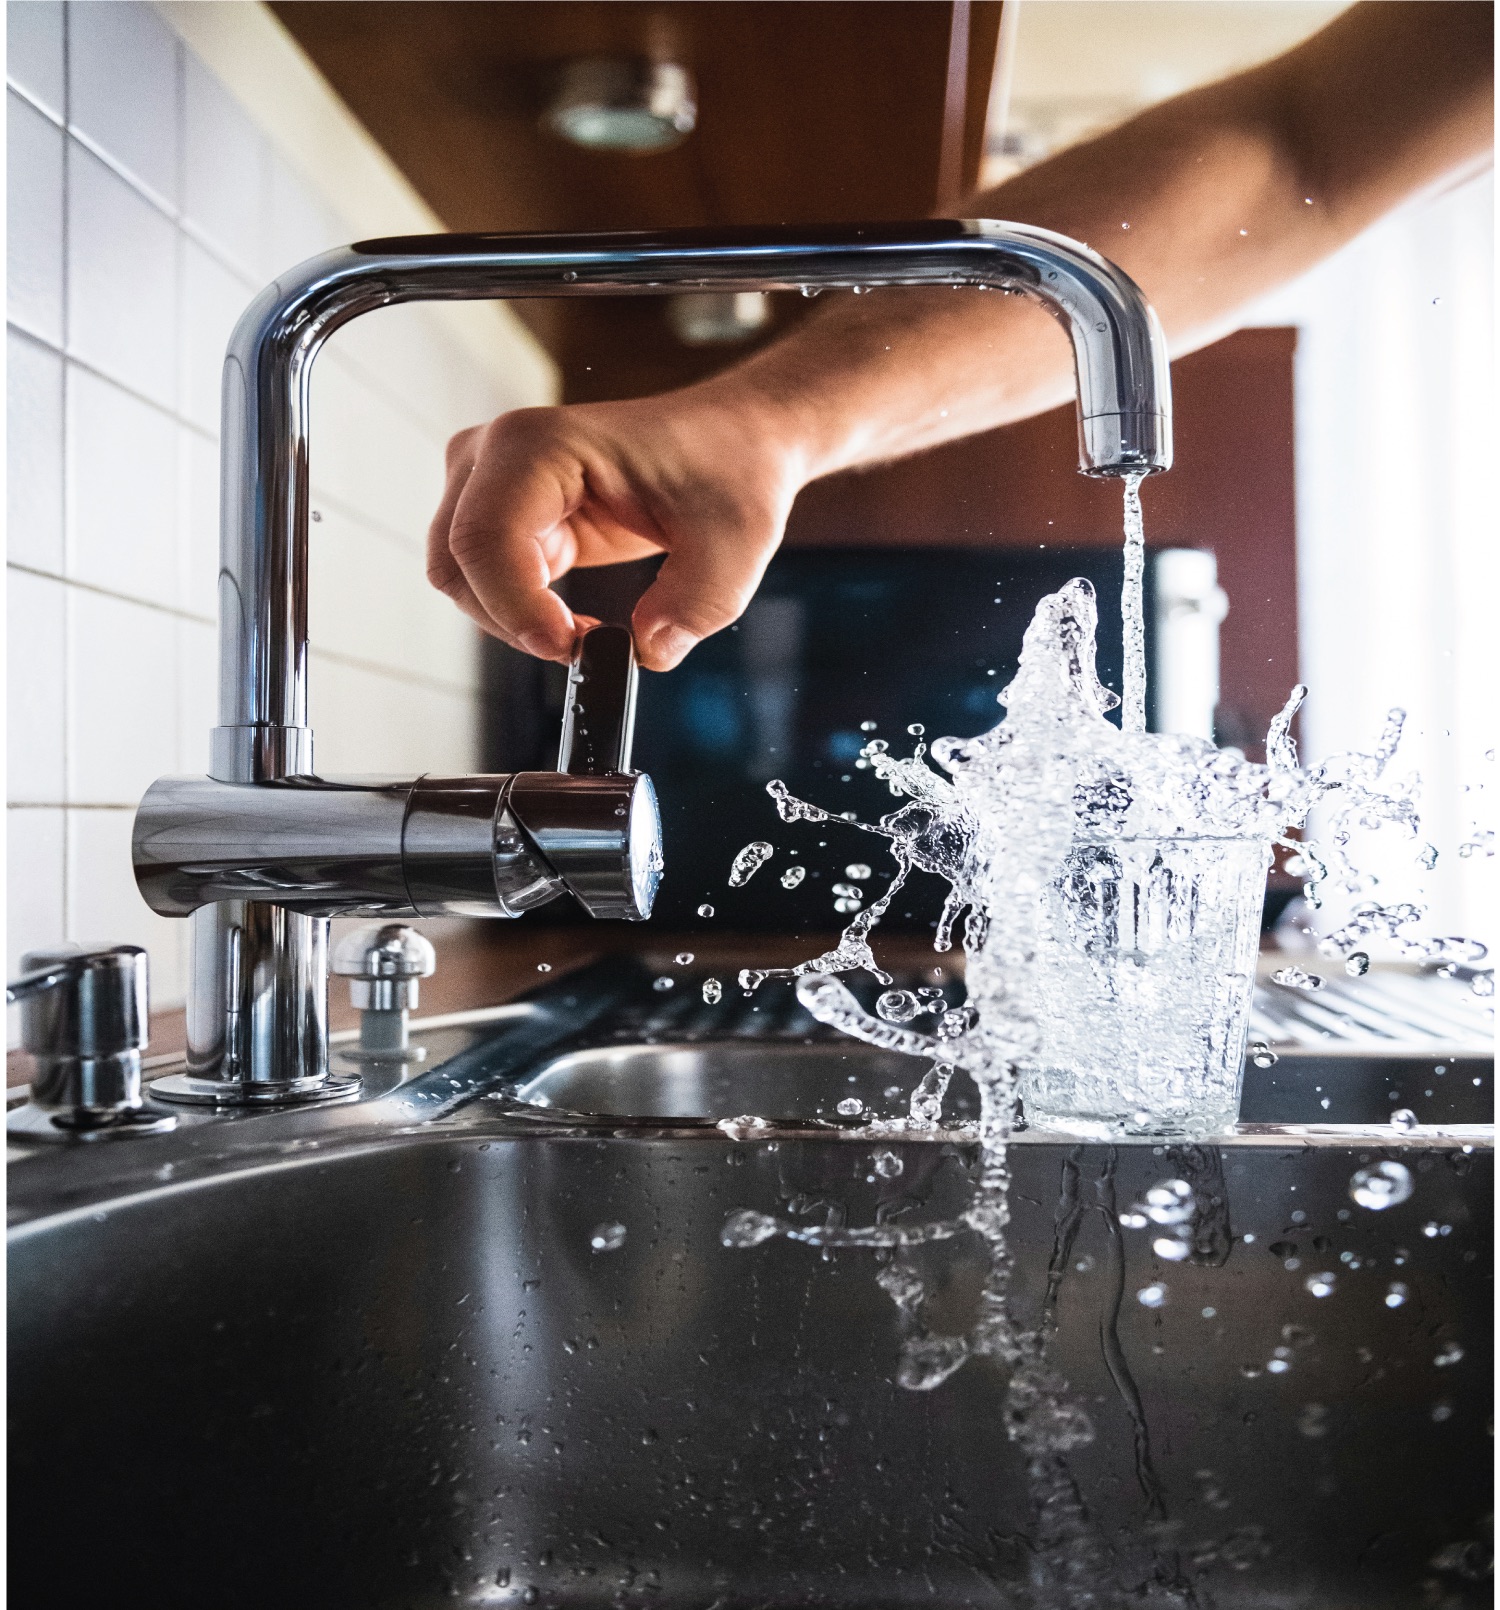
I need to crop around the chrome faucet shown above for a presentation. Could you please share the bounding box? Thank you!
[131,220,1171,1105]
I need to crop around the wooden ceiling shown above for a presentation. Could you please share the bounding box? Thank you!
[272,1,1001,401]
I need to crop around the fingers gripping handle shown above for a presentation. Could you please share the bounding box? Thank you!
[558,625,640,775]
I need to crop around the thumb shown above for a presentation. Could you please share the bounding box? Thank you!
[631,517,781,671]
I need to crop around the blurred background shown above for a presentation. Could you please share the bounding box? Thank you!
[7,2,1494,1028]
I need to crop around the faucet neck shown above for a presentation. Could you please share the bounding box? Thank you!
[214,221,1170,781]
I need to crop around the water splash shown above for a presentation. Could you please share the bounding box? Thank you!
[728,841,773,886]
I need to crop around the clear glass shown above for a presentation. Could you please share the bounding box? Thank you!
[1019,836,1270,1138]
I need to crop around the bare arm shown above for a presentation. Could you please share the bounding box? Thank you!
[428,0,1493,669]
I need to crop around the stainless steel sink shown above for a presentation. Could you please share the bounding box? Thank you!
[8,962,1492,1608]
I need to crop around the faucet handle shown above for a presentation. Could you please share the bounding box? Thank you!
[506,624,662,922]
[558,624,639,775]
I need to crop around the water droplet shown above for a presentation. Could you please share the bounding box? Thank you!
[590,1222,626,1253]
[1472,972,1495,998]
[1137,1283,1168,1309]
[697,903,715,918]
[702,977,723,1005]
[652,976,675,992]
[721,1209,780,1247]
[1119,1212,1149,1230]
[1384,1282,1408,1308]
[1345,952,1371,977]
[1271,966,1325,991]
[836,1097,864,1117]
[845,863,872,881]
[906,723,925,736]
[873,1150,903,1178]
[1249,1040,1279,1068]
[1349,1159,1414,1210]
[1390,1108,1419,1133]
[1266,1357,1291,1374]
[1075,1255,1096,1273]
[536,962,552,973]
[738,968,767,992]
[859,719,878,731]
[1304,1271,1337,1298]
[1298,1403,1328,1438]
[1434,1340,1464,1367]
[908,1063,952,1127]
[728,841,774,886]
[779,865,807,890]
[1417,843,1439,869]
[834,896,862,914]
[1144,1178,1195,1225]
[717,1114,769,1139]
[1431,1401,1454,1422]
[1201,1306,1217,1319]
[876,989,921,1023]
[1153,1236,1191,1261]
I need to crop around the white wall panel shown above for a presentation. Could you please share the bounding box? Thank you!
[7,91,66,347]
[7,330,66,574]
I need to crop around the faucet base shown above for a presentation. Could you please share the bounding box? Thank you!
[6,1101,178,1142]
[149,1070,362,1107]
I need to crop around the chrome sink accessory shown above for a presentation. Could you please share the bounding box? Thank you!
[131,221,1169,1108]
[6,946,175,1141]
[332,924,436,1059]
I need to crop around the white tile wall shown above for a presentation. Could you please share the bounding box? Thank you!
[66,142,180,408]
[7,90,65,346]
[181,49,271,280]
[67,0,180,206]
[7,1,65,121]
[6,1,554,1030]
[66,365,180,604]
[6,809,65,980]
[7,569,67,803]
[7,329,65,573]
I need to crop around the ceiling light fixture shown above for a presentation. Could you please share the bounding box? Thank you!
[543,58,697,153]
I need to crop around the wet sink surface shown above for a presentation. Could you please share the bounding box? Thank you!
[10,1132,1491,1605]
[8,967,1493,1609]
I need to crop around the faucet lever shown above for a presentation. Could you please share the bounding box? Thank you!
[558,624,639,775]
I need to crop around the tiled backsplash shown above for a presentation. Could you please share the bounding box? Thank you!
[6,1,557,1013]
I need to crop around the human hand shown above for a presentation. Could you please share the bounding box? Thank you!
[426,383,809,672]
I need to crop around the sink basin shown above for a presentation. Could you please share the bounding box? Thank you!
[8,966,1493,1608]
[5,959,1493,1603]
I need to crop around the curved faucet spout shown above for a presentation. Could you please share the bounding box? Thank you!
[217,220,1170,768]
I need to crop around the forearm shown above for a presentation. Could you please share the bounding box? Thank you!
[705,0,1494,481]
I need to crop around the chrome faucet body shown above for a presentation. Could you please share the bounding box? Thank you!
[133,220,1171,1103]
